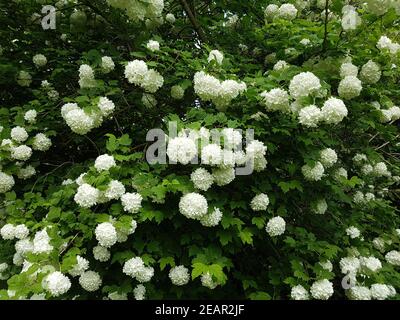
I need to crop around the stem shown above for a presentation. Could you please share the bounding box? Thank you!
[179,0,206,42]
[322,0,330,52]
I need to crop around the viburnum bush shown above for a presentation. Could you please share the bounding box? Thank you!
[0,0,400,301]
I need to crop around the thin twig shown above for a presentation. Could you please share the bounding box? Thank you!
[179,0,206,42]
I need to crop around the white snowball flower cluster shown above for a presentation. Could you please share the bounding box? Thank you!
[359,256,382,273]
[32,229,53,254]
[338,76,362,100]
[63,107,94,135]
[289,72,321,99]
[201,144,223,166]
[79,271,102,292]
[146,40,160,52]
[101,56,115,73]
[311,198,328,215]
[370,283,396,300]
[373,162,391,177]
[0,172,15,193]
[320,148,337,168]
[191,168,214,191]
[98,97,116,117]
[321,97,348,124]
[200,207,223,227]
[121,192,143,213]
[24,110,37,123]
[124,59,164,93]
[93,245,111,262]
[123,257,154,283]
[310,279,334,300]
[319,260,333,272]
[95,222,117,248]
[298,105,322,128]
[201,272,218,289]
[377,35,400,55]
[78,64,96,88]
[104,180,125,200]
[385,250,400,266]
[1,224,16,240]
[169,265,190,286]
[340,62,358,78]
[273,60,289,71]
[74,183,100,208]
[106,0,164,22]
[212,167,236,186]
[264,4,279,21]
[360,60,381,84]
[302,162,324,181]
[179,192,208,220]
[300,38,311,46]
[94,154,116,172]
[250,193,270,211]
[208,50,224,65]
[166,13,175,23]
[341,6,361,31]
[33,54,47,67]
[260,88,290,113]
[17,71,32,87]
[11,126,28,143]
[277,4,298,20]
[333,167,348,181]
[32,133,52,151]
[43,272,71,297]
[346,226,361,239]
[167,137,197,164]
[291,285,309,300]
[69,255,90,277]
[11,145,32,161]
[171,85,184,99]
[266,216,286,236]
[193,71,246,109]
[381,106,400,123]
[348,286,371,300]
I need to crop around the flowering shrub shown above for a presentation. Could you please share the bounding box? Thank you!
[0,0,400,301]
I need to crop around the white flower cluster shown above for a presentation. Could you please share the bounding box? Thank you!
[33,54,47,67]
[265,216,286,236]
[338,73,362,100]
[381,106,400,123]
[101,56,115,73]
[121,192,143,213]
[370,283,396,300]
[200,207,223,227]
[346,226,361,239]
[61,98,116,134]
[167,137,197,165]
[93,245,111,262]
[166,13,175,24]
[341,5,361,31]
[193,71,246,109]
[265,3,298,21]
[260,88,290,113]
[311,198,328,215]
[134,284,146,300]
[124,59,164,93]
[201,272,218,289]
[360,60,381,84]
[208,50,224,65]
[0,172,15,193]
[24,109,37,123]
[289,72,321,100]
[146,40,160,52]
[190,168,214,191]
[69,255,89,277]
[179,192,208,220]
[78,64,96,88]
[302,161,324,181]
[377,35,400,55]
[106,0,164,22]
[95,222,117,248]
[32,229,53,254]
[169,265,190,286]
[79,271,102,292]
[171,85,184,100]
[74,183,100,208]
[310,279,334,300]
[385,250,400,266]
[43,271,71,297]
[250,193,270,211]
[32,133,52,151]
[94,154,116,172]
[123,257,154,283]
[291,285,309,300]
[320,148,337,168]
[366,0,393,16]
[1,223,29,240]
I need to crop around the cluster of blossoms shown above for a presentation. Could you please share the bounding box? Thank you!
[124,59,164,93]
[32,54,47,68]
[265,216,286,237]
[193,71,247,110]
[95,218,137,249]
[123,257,154,283]
[264,3,298,21]
[101,56,115,73]
[337,61,362,100]
[78,64,96,88]
[61,97,115,135]
[106,0,164,22]
[168,265,190,286]
[146,40,160,52]
[40,80,59,101]
[377,35,400,55]
[341,5,361,31]
[208,50,224,65]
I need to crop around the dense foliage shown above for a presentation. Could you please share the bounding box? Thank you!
[0,0,400,300]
